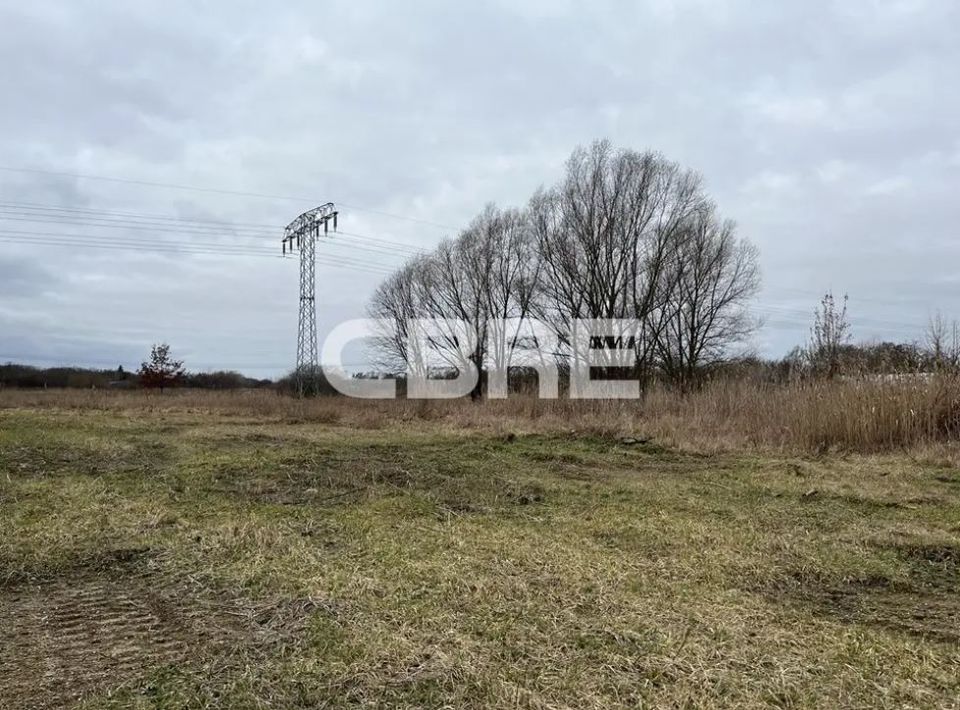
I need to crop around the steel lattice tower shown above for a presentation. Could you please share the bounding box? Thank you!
[282,203,338,395]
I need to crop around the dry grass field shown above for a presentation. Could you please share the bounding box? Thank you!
[1,388,959,708]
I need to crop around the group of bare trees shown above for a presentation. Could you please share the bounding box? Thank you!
[368,141,761,394]
[799,294,960,379]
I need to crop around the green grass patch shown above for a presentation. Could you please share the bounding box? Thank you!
[1,408,958,708]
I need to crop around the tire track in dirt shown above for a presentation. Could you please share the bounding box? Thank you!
[0,575,190,709]
[0,547,325,709]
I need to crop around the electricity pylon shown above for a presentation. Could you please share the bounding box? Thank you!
[281,203,338,395]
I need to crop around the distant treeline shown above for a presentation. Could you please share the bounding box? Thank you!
[0,338,954,394]
[712,340,952,383]
[0,363,273,390]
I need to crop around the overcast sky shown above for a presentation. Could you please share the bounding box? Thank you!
[1,0,959,376]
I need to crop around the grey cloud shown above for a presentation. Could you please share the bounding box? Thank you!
[1,0,958,371]
[0,256,57,297]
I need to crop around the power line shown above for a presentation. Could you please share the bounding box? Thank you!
[0,231,396,275]
[338,203,454,231]
[0,201,437,253]
[0,202,428,258]
[0,214,419,262]
[0,165,459,230]
[763,285,947,311]
[0,239,392,275]
[0,200,279,230]
[329,233,425,258]
[752,303,925,331]
[0,207,286,239]
[0,212,274,238]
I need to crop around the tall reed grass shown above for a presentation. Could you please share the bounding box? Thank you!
[3,376,959,454]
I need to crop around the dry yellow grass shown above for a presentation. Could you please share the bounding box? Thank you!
[4,376,960,456]
[1,401,958,708]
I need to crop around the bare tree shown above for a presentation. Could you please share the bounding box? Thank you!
[808,291,850,378]
[925,311,960,373]
[529,140,708,379]
[411,205,541,398]
[367,258,426,373]
[368,205,537,397]
[478,206,541,385]
[655,210,760,389]
[408,235,485,396]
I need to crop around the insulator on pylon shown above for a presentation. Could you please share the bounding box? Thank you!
[333,212,338,231]
[324,219,329,235]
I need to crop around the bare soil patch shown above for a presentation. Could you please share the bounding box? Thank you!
[0,549,319,709]
[768,568,960,645]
